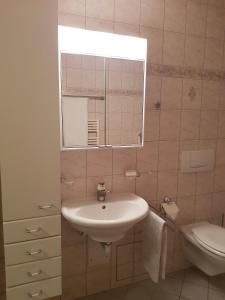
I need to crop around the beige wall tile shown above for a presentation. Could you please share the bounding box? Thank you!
[180,111,201,140]
[178,173,196,197]
[58,0,86,15]
[112,175,136,193]
[196,172,214,195]
[144,110,160,141]
[160,110,181,140]
[137,141,159,172]
[164,0,187,33]
[158,141,179,170]
[216,139,225,166]
[208,0,225,7]
[115,0,141,25]
[184,35,205,68]
[200,110,218,139]
[61,150,86,178]
[145,76,162,110]
[206,6,225,40]
[214,166,225,192]
[114,22,140,36]
[177,196,196,224]
[86,17,114,32]
[157,170,178,199]
[87,149,112,176]
[186,1,207,37]
[218,111,225,138]
[212,192,225,219]
[163,31,185,66]
[140,0,165,29]
[198,139,217,150]
[140,26,163,64]
[182,79,202,109]
[61,177,86,200]
[204,38,224,70]
[161,78,182,109]
[62,218,86,247]
[86,0,115,21]
[195,194,212,222]
[113,148,137,175]
[202,81,223,110]
[58,12,86,27]
[136,172,158,202]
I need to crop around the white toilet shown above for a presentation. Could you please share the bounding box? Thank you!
[181,222,225,276]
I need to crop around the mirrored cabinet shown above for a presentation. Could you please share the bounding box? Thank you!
[59,27,147,149]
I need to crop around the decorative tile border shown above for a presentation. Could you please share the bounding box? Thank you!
[148,64,225,82]
[62,87,143,97]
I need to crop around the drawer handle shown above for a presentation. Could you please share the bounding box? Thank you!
[27,270,43,277]
[38,204,54,210]
[26,228,41,234]
[26,249,42,256]
[28,290,43,298]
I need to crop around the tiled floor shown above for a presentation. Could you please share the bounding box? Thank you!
[80,268,225,300]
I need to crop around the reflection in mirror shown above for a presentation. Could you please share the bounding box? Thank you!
[59,26,147,149]
[106,58,144,145]
[61,53,105,147]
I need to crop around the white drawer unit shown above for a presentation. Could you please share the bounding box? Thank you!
[4,236,61,266]
[6,257,61,287]
[1,2,62,299]
[3,215,61,244]
[6,276,62,300]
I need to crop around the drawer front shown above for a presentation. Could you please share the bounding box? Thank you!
[3,199,61,222]
[6,257,61,287]
[4,215,61,244]
[4,236,61,266]
[6,276,62,300]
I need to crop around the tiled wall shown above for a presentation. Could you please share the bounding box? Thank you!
[59,0,225,299]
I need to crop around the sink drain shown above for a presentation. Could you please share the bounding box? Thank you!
[102,205,106,209]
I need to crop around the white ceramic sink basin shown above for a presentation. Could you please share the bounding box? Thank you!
[62,193,149,242]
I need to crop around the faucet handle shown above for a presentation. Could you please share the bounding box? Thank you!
[97,182,106,191]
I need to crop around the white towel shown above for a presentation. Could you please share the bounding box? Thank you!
[143,210,167,283]
[62,96,88,147]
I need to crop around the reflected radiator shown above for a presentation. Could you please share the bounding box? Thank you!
[88,120,100,146]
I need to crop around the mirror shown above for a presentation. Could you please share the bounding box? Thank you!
[59,26,147,149]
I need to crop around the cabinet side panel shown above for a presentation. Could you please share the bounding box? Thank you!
[0,0,60,221]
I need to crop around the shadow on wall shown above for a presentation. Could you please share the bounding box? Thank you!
[0,172,6,300]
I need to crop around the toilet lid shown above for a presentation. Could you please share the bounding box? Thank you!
[192,224,225,254]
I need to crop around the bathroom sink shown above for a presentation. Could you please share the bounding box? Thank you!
[62,193,149,243]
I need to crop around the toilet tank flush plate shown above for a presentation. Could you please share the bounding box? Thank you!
[181,149,215,173]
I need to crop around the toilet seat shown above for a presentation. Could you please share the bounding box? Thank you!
[192,223,225,257]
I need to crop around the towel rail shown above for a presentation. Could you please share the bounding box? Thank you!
[148,204,177,231]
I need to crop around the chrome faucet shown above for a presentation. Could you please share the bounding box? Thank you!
[97,182,107,202]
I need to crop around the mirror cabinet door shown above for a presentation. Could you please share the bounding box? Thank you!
[61,53,106,148]
[105,58,145,146]
[60,53,145,149]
